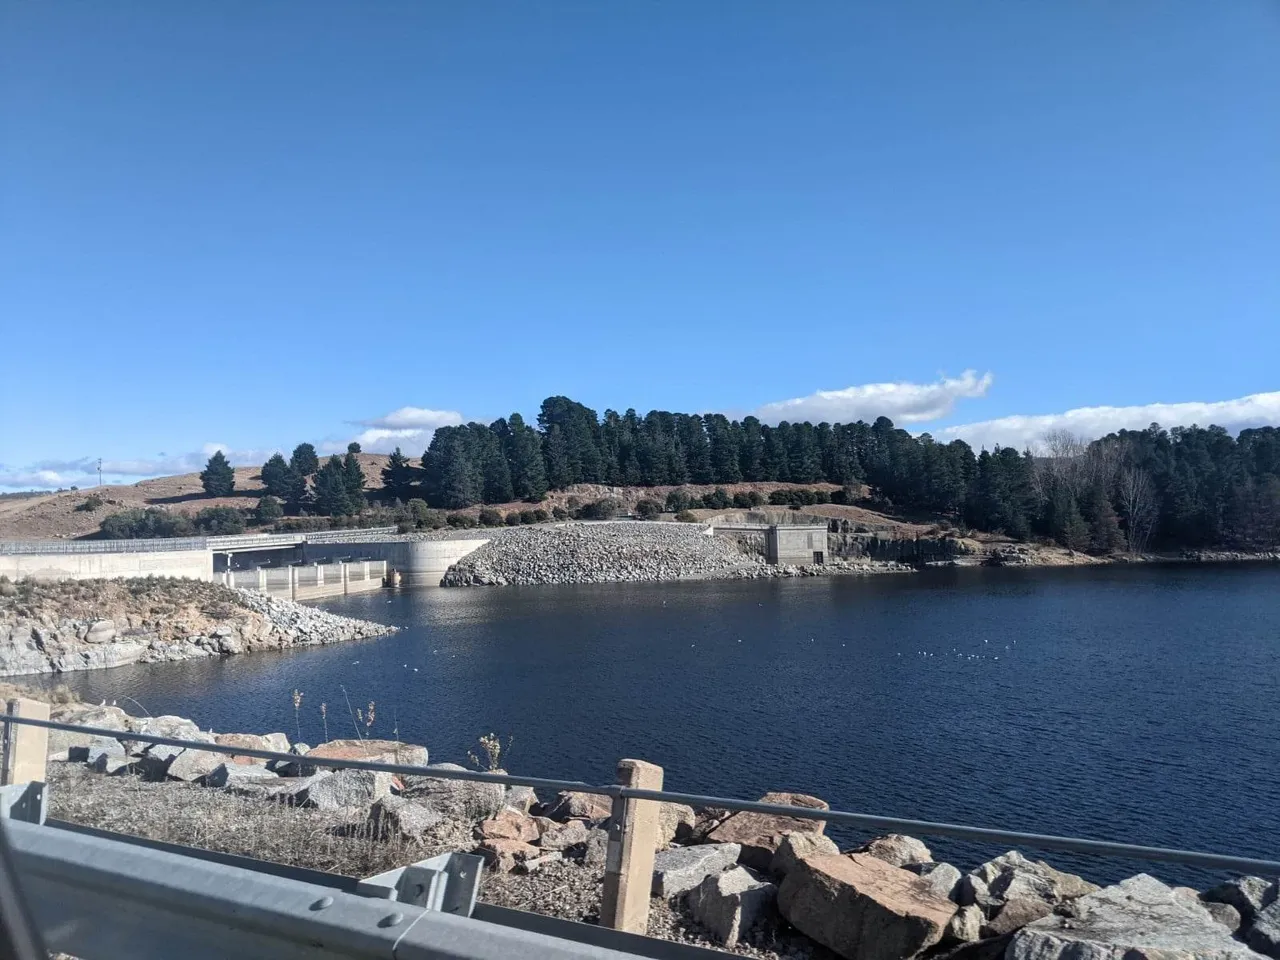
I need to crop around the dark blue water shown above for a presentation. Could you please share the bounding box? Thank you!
[42,565,1280,884]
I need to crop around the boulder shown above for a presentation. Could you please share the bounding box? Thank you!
[582,828,609,867]
[228,772,327,805]
[505,785,539,815]
[367,795,443,840]
[263,733,290,753]
[856,835,933,868]
[134,743,184,780]
[47,705,132,759]
[947,905,983,943]
[686,806,731,843]
[300,769,392,811]
[1203,901,1243,935]
[956,873,989,908]
[542,790,612,822]
[706,792,829,870]
[166,748,224,782]
[658,803,697,847]
[203,763,279,789]
[215,733,279,765]
[1007,874,1264,960]
[539,818,591,852]
[904,861,962,902]
[1248,900,1280,958]
[134,715,204,742]
[476,809,540,843]
[770,832,840,878]
[401,763,504,821]
[975,851,1098,902]
[479,838,538,873]
[777,853,956,960]
[306,739,428,768]
[1203,876,1277,925]
[80,736,125,767]
[985,896,1054,936]
[686,866,777,948]
[652,843,742,898]
[84,619,117,644]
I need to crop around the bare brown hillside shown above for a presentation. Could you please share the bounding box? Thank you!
[0,455,390,540]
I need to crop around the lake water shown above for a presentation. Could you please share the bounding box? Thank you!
[41,564,1280,884]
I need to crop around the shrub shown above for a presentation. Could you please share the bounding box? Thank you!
[577,497,622,520]
[665,490,693,513]
[99,508,195,539]
[674,509,698,523]
[407,499,432,526]
[395,521,412,534]
[74,494,105,513]
[531,508,549,522]
[518,509,538,524]
[746,491,765,507]
[551,506,569,521]
[193,506,246,536]
[504,511,522,526]
[768,490,793,506]
[478,508,503,527]
[446,512,477,528]
[254,496,284,524]
[813,490,831,504]
[702,487,732,510]
[634,498,662,520]
[794,489,817,506]
[731,492,753,509]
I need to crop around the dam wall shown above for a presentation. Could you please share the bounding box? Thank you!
[0,549,213,583]
[301,539,490,586]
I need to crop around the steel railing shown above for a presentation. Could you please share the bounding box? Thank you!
[7,714,1280,876]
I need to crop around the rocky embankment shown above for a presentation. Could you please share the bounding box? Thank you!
[441,523,762,586]
[440,522,910,586]
[0,577,396,676]
[38,700,1280,960]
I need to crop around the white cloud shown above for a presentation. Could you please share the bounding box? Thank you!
[939,390,1280,450]
[357,407,464,431]
[754,371,994,425]
[340,405,465,454]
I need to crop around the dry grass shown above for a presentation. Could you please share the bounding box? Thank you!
[47,763,474,877]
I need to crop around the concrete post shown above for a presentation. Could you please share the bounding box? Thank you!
[289,565,298,600]
[315,563,323,586]
[257,568,266,591]
[2,699,49,787]
[600,759,664,934]
[341,562,350,595]
[362,560,369,583]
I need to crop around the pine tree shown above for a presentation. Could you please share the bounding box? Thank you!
[290,443,319,478]
[505,414,548,501]
[1087,489,1126,554]
[254,496,283,524]
[260,453,294,499]
[313,457,353,516]
[543,425,571,490]
[380,447,416,501]
[342,450,365,509]
[200,450,235,497]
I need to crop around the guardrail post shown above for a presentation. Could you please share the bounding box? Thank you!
[600,759,663,934]
[315,563,323,586]
[257,568,266,591]
[2,698,48,786]
[289,565,298,600]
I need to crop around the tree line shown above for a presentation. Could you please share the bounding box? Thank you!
[182,394,1280,552]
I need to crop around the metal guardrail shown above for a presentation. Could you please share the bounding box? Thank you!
[7,818,645,960]
[1,527,403,557]
[0,536,210,555]
[8,714,1280,876]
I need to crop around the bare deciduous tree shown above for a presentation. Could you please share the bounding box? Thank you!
[1118,464,1156,554]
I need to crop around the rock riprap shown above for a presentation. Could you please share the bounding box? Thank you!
[0,577,395,676]
[440,523,762,586]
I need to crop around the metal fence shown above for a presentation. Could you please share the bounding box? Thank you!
[7,713,1280,877]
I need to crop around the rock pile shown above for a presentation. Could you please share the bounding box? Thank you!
[0,578,395,676]
[441,523,762,586]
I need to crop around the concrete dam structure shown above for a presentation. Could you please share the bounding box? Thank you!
[0,533,490,588]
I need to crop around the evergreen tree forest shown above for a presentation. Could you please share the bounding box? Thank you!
[392,397,1280,552]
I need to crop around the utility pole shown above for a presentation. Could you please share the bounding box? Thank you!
[97,459,102,487]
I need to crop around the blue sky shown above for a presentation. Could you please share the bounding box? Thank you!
[3,3,1278,489]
